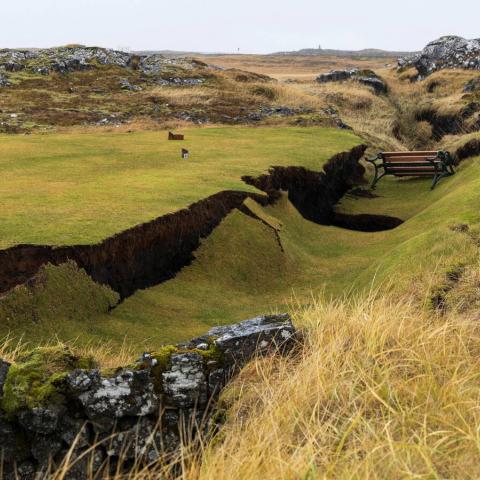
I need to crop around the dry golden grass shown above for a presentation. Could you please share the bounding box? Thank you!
[199,292,480,479]
[0,336,136,369]
[302,80,404,150]
[197,54,394,81]
[149,86,213,107]
[30,282,480,479]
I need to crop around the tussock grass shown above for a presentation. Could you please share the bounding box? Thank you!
[29,290,480,479]
[199,293,480,479]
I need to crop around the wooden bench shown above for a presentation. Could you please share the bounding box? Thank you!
[168,131,184,141]
[366,150,455,190]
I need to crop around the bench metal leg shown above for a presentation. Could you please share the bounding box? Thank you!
[431,169,453,190]
[371,168,386,189]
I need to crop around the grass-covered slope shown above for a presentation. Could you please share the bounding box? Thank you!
[2,122,480,350]
[41,154,473,349]
[0,261,118,338]
[0,127,360,248]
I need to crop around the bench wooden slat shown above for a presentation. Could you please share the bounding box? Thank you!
[382,151,438,157]
[367,150,455,190]
[383,159,441,168]
[395,173,439,177]
[383,156,438,163]
[386,168,438,172]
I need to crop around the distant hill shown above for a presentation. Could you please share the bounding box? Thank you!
[271,47,417,58]
[134,48,417,58]
[134,50,218,57]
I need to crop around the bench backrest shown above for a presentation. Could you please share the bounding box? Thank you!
[168,132,184,141]
[381,151,438,162]
[380,151,441,176]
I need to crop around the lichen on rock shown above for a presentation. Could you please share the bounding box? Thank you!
[0,313,296,477]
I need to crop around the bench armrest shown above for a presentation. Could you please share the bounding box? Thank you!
[437,150,455,166]
[365,154,382,165]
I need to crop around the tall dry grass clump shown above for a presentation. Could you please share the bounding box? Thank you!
[199,294,480,479]
[8,292,480,479]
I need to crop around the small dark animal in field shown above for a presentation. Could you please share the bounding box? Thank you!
[182,148,189,159]
[168,131,184,140]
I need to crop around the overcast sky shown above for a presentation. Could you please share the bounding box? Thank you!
[2,0,478,54]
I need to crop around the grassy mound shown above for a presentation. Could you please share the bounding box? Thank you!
[0,261,119,338]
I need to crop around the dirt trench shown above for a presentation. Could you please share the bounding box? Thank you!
[0,191,265,299]
[242,144,368,225]
[0,143,396,300]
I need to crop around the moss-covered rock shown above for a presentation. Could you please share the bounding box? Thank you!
[194,343,224,368]
[0,345,96,416]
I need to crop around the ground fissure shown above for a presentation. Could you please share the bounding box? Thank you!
[0,143,404,303]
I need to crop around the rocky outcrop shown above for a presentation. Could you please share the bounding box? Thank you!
[119,78,143,91]
[0,314,296,479]
[398,36,480,77]
[156,77,205,86]
[316,69,388,94]
[0,73,11,87]
[246,105,314,122]
[357,76,388,94]
[464,77,480,93]
[0,46,205,77]
[317,69,357,83]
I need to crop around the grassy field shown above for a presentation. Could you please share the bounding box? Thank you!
[196,54,395,81]
[1,122,478,348]
[2,53,480,479]
[6,152,470,350]
[0,127,361,248]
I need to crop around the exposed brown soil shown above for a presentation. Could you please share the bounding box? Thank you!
[0,191,266,299]
[415,104,480,140]
[333,213,404,232]
[454,137,480,163]
[242,144,368,224]
[243,144,405,232]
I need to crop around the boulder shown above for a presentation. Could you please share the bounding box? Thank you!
[192,314,296,365]
[76,369,159,421]
[0,73,11,87]
[119,78,143,91]
[18,407,62,435]
[156,77,204,86]
[316,69,388,94]
[317,69,357,83]
[357,76,388,94]
[0,314,297,477]
[464,77,480,93]
[162,352,207,408]
[398,36,480,77]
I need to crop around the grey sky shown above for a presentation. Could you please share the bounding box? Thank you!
[2,0,478,53]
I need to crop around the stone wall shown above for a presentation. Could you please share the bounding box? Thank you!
[0,314,296,479]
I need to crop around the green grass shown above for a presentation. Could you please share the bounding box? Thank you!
[89,156,480,349]
[0,126,361,248]
[2,125,480,351]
